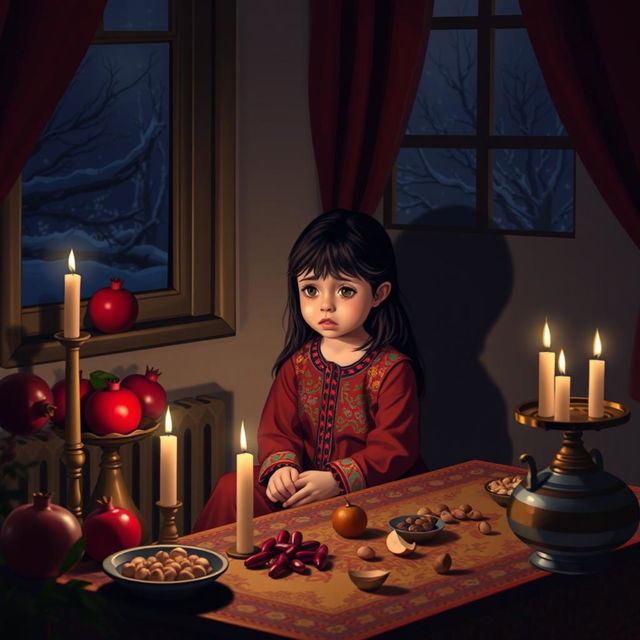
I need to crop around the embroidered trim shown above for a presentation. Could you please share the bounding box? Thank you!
[328,458,365,493]
[313,363,340,469]
[258,451,301,485]
[310,336,381,378]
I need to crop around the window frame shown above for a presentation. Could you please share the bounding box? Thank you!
[384,2,575,236]
[0,0,236,368]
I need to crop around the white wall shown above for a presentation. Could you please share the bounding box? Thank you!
[5,0,640,485]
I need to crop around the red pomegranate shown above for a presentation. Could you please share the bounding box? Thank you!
[84,379,142,435]
[87,278,138,333]
[121,367,168,421]
[51,371,93,427]
[0,492,82,578]
[0,372,54,436]
[83,496,141,562]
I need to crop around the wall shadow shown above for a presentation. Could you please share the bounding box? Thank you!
[394,209,514,470]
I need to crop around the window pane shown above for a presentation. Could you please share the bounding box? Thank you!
[491,149,574,232]
[407,30,477,135]
[494,0,521,15]
[103,0,169,31]
[494,29,566,136]
[21,43,171,307]
[433,0,478,17]
[396,148,477,227]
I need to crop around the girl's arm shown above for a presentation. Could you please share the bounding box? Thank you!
[257,356,305,486]
[328,360,421,492]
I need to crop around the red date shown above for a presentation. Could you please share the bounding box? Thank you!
[288,558,307,575]
[268,552,289,579]
[299,540,320,552]
[244,551,271,569]
[276,529,290,544]
[260,537,276,553]
[313,544,329,570]
[294,550,316,564]
[290,530,303,546]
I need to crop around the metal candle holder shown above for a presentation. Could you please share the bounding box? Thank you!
[156,500,183,544]
[54,330,91,520]
[508,397,639,574]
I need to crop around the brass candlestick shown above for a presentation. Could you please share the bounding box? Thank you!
[156,500,182,543]
[54,331,91,520]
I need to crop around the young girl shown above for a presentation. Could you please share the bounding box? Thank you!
[192,210,426,532]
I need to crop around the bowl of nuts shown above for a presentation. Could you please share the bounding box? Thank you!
[102,545,228,599]
[484,475,523,508]
[388,515,446,543]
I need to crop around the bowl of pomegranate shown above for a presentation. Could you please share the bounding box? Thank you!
[388,515,446,543]
[102,544,228,599]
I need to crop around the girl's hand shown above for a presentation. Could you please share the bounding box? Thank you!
[282,471,340,508]
[266,466,300,503]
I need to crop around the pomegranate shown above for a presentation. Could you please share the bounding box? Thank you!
[121,366,168,421]
[331,498,368,538]
[0,372,54,436]
[83,496,141,562]
[84,379,142,435]
[87,278,138,333]
[51,370,93,427]
[0,492,82,578]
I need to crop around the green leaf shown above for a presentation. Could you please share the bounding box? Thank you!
[89,370,118,390]
[59,537,85,576]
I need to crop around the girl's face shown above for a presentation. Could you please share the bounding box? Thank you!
[296,272,391,344]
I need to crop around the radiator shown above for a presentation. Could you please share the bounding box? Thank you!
[7,394,226,540]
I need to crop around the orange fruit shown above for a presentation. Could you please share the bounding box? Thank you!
[331,498,368,538]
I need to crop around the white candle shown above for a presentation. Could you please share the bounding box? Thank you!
[236,421,254,554]
[538,319,555,417]
[63,249,81,338]
[589,329,605,418]
[554,349,571,422]
[159,408,177,506]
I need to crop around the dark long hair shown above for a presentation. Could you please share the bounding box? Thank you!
[273,210,424,394]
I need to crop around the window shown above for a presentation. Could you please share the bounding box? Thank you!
[0,0,236,367]
[384,0,574,235]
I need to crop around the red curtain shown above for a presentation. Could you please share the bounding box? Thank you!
[520,1,640,399]
[309,0,433,214]
[0,0,106,203]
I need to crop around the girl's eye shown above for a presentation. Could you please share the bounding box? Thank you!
[339,287,356,298]
[301,286,318,297]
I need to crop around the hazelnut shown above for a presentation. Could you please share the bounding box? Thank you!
[149,568,165,582]
[192,565,207,578]
[451,508,467,520]
[156,551,170,562]
[432,552,452,574]
[457,504,472,513]
[194,557,210,569]
[134,566,150,580]
[177,568,195,581]
[467,509,484,520]
[417,506,433,516]
[434,503,449,513]
[163,567,177,581]
[169,561,182,572]
[188,554,199,563]
[121,562,135,578]
[357,545,376,560]
[170,547,188,559]
[130,556,145,566]
[440,511,457,523]
[149,561,164,571]
[478,521,492,535]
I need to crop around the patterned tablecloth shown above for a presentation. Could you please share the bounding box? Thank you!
[62,460,640,639]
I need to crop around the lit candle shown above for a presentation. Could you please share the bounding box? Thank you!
[538,319,555,417]
[63,249,81,338]
[589,329,605,418]
[159,408,177,506]
[236,421,254,554]
[554,349,571,421]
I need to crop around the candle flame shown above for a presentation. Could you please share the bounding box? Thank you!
[240,421,247,451]
[593,329,602,358]
[542,319,551,349]
[68,249,76,273]
[165,408,172,434]
[558,349,566,375]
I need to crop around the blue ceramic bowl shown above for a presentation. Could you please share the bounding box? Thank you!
[103,544,228,599]
[388,515,446,543]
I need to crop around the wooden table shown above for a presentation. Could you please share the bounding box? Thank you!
[59,460,640,639]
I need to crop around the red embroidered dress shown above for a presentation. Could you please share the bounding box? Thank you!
[258,337,423,493]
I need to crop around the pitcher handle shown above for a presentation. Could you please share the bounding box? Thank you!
[519,453,539,491]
